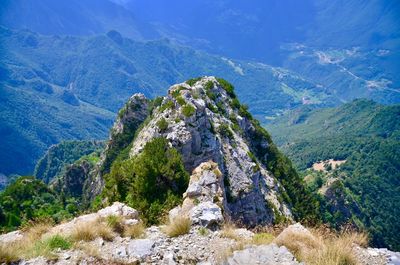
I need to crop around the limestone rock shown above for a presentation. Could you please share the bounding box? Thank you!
[127,239,155,259]
[190,201,224,228]
[97,201,139,219]
[125,77,292,226]
[224,244,302,265]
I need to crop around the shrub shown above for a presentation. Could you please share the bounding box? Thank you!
[159,100,174,112]
[186,77,201,86]
[205,80,214,90]
[206,90,217,100]
[218,124,234,139]
[123,222,145,239]
[156,118,169,132]
[182,104,196,117]
[176,96,186,106]
[216,78,235,98]
[230,98,241,109]
[238,104,252,119]
[163,216,191,237]
[103,137,189,224]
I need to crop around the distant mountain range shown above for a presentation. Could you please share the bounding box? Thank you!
[2,25,399,176]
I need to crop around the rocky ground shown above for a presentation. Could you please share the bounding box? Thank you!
[1,202,398,265]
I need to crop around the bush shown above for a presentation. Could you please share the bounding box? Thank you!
[176,96,186,106]
[216,78,236,98]
[182,104,196,117]
[218,124,234,139]
[163,216,191,237]
[156,118,169,132]
[103,138,189,224]
[186,77,201,86]
[204,80,213,90]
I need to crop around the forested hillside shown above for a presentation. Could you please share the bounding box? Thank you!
[267,99,400,250]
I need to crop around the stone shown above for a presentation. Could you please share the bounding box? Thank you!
[224,244,302,265]
[0,230,23,244]
[190,201,224,228]
[97,201,139,219]
[127,239,155,259]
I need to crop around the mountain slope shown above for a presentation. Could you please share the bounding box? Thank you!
[87,77,318,225]
[266,99,400,250]
[0,27,334,175]
[1,26,398,176]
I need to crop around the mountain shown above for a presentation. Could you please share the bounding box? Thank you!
[123,0,400,63]
[0,77,318,231]
[0,27,333,176]
[0,79,397,264]
[266,99,400,250]
[3,27,399,176]
[34,140,104,184]
[0,0,157,39]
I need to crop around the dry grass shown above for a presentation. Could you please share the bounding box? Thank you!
[252,232,274,245]
[274,227,368,265]
[70,219,115,242]
[0,222,73,262]
[0,243,19,263]
[123,221,145,239]
[162,216,192,237]
[74,241,102,259]
[106,215,125,234]
[214,239,247,263]
[219,223,241,241]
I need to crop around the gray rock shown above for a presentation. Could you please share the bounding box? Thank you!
[224,244,302,265]
[97,201,139,219]
[127,239,155,259]
[190,201,224,228]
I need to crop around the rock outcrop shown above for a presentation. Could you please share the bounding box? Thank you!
[119,77,292,226]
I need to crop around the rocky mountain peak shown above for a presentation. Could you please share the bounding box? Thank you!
[112,76,293,226]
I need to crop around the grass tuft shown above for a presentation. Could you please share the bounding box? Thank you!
[123,222,146,239]
[274,227,368,265]
[163,216,191,237]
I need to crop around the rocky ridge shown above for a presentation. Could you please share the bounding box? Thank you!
[99,76,293,226]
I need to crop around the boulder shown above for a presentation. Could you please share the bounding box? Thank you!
[190,201,224,228]
[224,244,302,265]
[97,201,139,219]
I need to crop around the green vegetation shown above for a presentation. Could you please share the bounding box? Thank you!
[0,177,74,232]
[156,118,169,132]
[34,140,104,184]
[267,99,400,250]
[102,137,189,224]
[176,96,186,106]
[216,78,236,98]
[182,104,196,117]
[159,100,175,112]
[186,77,202,86]
[218,124,234,139]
